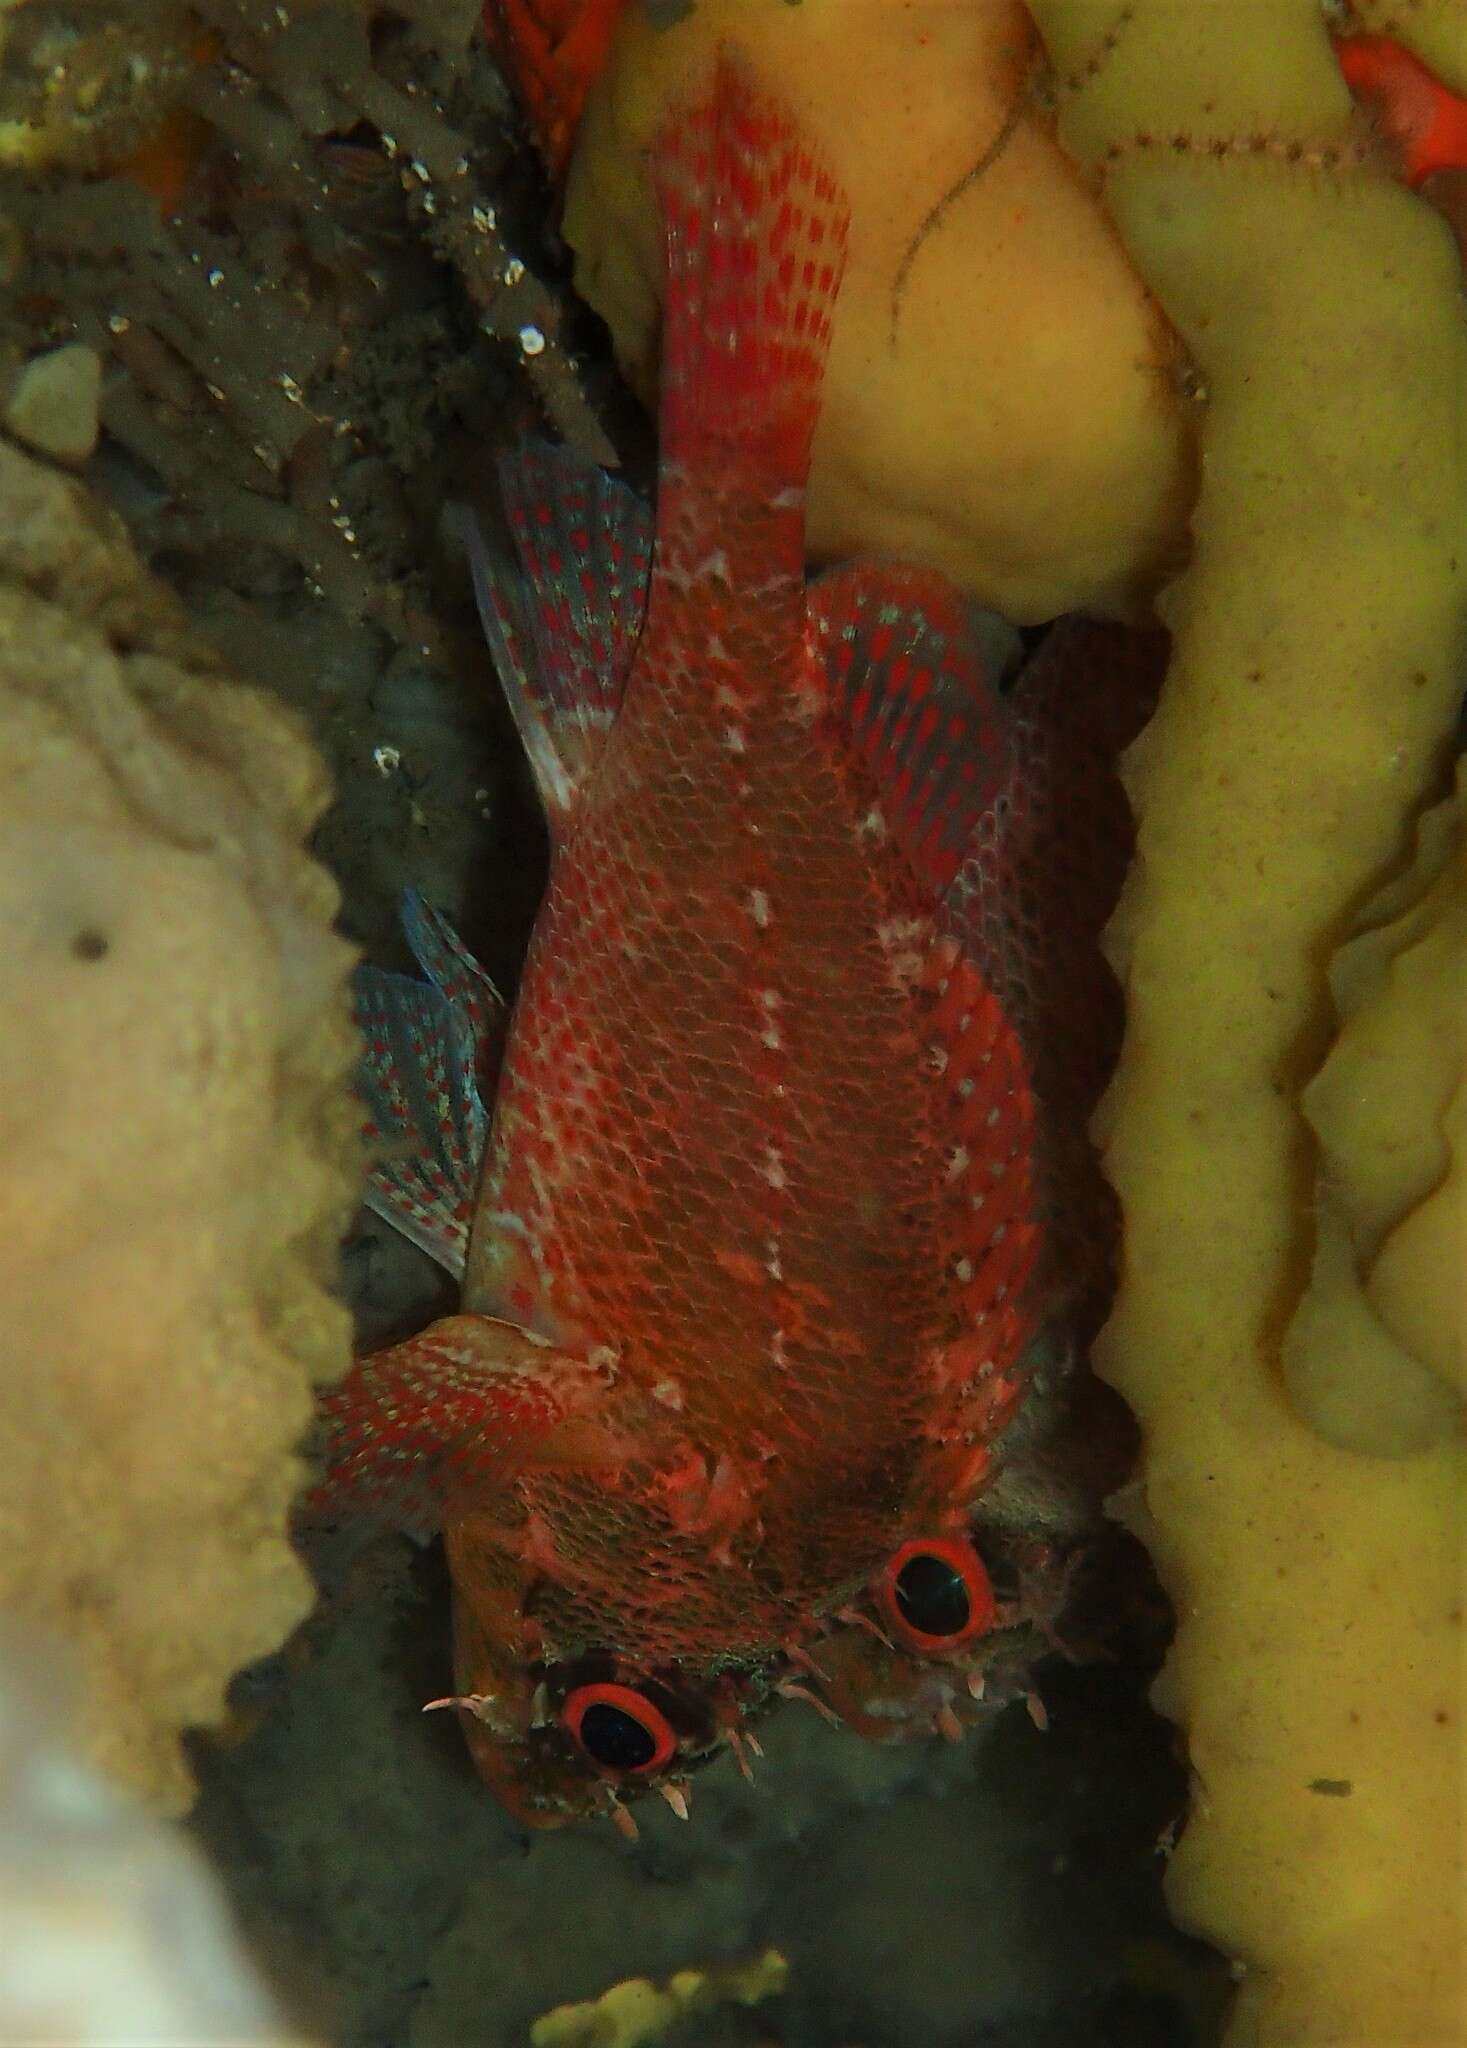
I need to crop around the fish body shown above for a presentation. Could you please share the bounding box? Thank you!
[322,54,1159,1829]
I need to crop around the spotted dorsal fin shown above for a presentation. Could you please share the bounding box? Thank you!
[465,446,653,828]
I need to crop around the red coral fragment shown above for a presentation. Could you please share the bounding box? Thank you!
[1334,32,1467,187]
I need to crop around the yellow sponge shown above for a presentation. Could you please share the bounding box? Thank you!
[1025,2,1467,2040]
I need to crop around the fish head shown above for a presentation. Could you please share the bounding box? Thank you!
[441,1514,777,1830]
[813,1524,1073,1743]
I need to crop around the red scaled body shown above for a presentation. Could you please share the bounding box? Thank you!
[317,54,1155,1831]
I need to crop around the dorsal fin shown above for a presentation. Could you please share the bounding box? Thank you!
[354,890,501,1278]
[809,561,1013,896]
[915,935,1043,1474]
[465,446,653,827]
[939,617,1168,1342]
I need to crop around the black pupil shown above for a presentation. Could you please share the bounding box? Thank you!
[578,1699,658,1771]
[894,1552,970,1638]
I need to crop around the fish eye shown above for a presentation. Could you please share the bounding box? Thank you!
[561,1681,679,1776]
[876,1535,996,1653]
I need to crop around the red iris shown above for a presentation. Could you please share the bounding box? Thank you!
[875,1535,997,1654]
[562,1680,678,1775]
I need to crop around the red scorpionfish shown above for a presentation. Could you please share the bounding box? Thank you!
[314,50,1164,1833]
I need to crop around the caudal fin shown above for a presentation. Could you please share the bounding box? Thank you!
[654,49,850,494]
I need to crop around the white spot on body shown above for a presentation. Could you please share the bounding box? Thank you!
[761,1144,788,1191]
[747,888,772,929]
[856,806,887,846]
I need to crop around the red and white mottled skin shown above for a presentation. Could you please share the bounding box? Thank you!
[320,54,1045,1830]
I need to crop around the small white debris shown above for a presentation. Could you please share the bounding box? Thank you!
[503,257,525,285]
[5,344,101,463]
[207,266,224,288]
[746,889,772,929]
[953,1257,974,1284]
[371,743,402,776]
[518,325,546,356]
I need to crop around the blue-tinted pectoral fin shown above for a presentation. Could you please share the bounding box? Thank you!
[353,888,502,1279]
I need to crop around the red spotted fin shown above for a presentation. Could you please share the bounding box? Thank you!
[464,450,653,826]
[307,1315,628,1527]
[809,562,1014,896]
[654,49,848,491]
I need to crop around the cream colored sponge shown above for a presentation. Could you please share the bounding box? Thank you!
[0,440,357,1810]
